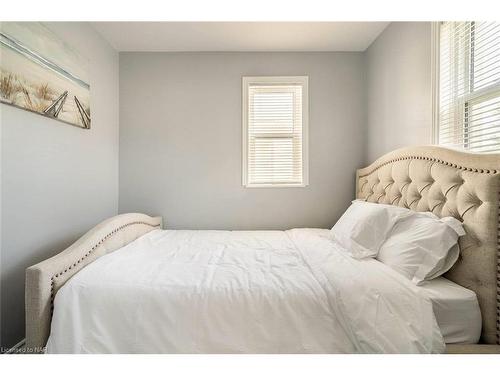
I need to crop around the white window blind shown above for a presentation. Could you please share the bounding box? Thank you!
[437,21,500,152]
[242,77,308,187]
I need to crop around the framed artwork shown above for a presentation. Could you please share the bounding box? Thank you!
[0,22,90,129]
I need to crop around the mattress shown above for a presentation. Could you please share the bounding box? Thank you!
[46,228,444,353]
[417,277,481,344]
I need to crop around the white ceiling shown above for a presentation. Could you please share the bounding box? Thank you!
[92,22,389,52]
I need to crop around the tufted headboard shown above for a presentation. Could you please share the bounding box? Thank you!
[356,146,500,345]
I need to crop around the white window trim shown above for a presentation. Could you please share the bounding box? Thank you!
[431,21,500,151]
[431,21,441,144]
[242,76,309,188]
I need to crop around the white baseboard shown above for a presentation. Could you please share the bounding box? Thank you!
[5,338,26,354]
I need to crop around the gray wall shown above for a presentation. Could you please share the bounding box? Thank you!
[364,22,432,162]
[0,22,119,348]
[119,52,365,230]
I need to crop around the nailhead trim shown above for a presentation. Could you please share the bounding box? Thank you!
[358,155,499,178]
[49,221,160,314]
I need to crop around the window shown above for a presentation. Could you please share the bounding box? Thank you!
[434,22,500,152]
[242,76,308,187]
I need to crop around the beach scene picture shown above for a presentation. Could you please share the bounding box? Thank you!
[0,22,90,128]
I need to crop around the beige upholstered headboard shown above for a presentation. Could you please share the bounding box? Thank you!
[356,146,500,345]
[25,213,162,352]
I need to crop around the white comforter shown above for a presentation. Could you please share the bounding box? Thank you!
[46,229,444,353]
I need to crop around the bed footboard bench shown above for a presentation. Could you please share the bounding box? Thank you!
[25,213,162,352]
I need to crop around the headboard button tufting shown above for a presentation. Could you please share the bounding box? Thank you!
[355,146,500,345]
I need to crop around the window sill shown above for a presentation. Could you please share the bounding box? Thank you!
[243,183,308,188]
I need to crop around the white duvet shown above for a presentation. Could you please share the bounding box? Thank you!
[46,229,445,354]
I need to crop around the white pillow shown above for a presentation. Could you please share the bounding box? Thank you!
[331,200,411,259]
[376,212,465,285]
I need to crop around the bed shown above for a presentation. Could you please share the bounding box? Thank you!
[25,145,500,353]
